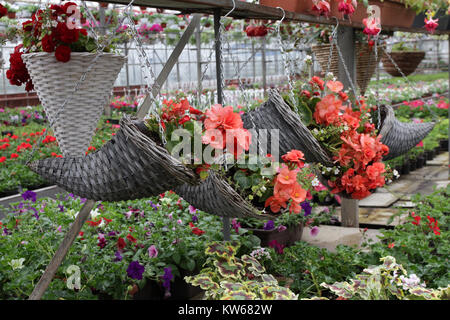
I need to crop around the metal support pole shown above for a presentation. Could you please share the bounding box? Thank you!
[125,42,130,91]
[196,23,203,103]
[214,9,231,241]
[337,25,358,228]
[262,37,267,94]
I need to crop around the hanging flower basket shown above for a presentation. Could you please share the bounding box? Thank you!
[22,52,126,157]
[28,115,199,201]
[378,104,435,160]
[311,43,385,95]
[381,51,425,77]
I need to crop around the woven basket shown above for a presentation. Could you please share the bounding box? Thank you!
[175,171,275,219]
[28,115,198,201]
[381,51,425,77]
[378,104,435,160]
[242,89,332,166]
[22,52,126,157]
[312,43,385,95]
[175,90,332,218]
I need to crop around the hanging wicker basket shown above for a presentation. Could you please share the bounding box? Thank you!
[175,90,332,218]
[381,51,425,77]
[27,115,198,201]
[22,52,126,157]
[175,171,275,219]
[378,104,435,160]
[312,43,385,95]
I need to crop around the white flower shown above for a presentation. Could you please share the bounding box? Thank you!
[393,170,400,178]
[311,178,320,187]
[90,208,101,220]
[8,258,25,270]
[334,168,340,175]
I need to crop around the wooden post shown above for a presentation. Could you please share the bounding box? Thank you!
[337,26,358,228]
[29,14,202,300]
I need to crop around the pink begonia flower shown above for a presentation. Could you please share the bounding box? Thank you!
[149,23,163,32]
[57,225,62,232]
[188,205,197,214]
[437,100,449,109]
[310,226,320,237]
[278,225,287,232]
[334,195,341,204]
[177,219,182,225]
[416,141,424,147]
[148,245,158,258]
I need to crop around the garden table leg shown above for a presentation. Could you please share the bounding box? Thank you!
[29,200,96,300]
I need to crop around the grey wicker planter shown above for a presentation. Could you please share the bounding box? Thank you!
[28,115,198,201]
[378,104,435,160]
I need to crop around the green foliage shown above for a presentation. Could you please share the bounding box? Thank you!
[185,241,298,300]
[318,256,449,300]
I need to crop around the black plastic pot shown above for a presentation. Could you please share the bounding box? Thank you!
[401,162,410,175]
[439,139,448,152]
[1,131,14,136]
[409,158,417,171]
[132,269,203,300]
[248,223,304,248]
[434,146,441,156]
[416,156,424,169]
[425,150,434,160]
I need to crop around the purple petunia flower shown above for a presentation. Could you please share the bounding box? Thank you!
[21,190,37,203]
[127,261,145,280]
[114,251,123,262]
[263,220,275,231]
[107,231,117,237]
[162,267,173,298]
[301,201,312,217]
[148,201,158,211]
[57,204,65,212]
[30,207,39,220]
[188,205,197,214]
[148,245,158,258]
[192,215,198,223]
[97,233,107,249]
[310,226,319,237]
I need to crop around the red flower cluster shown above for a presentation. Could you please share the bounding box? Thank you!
[42,135,57,144]
[202,104,251,158]
[245,25,271,37]
[338,0,356,17]
[312,0,330,16]
[161,98,203,126]
[189,222,205,236]
[309,77,389,199]
[265,150,308,214]
[16,142,32,152]
[6,45,34,92]
[426,216,441,236]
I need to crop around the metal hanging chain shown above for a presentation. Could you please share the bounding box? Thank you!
[275,7,299,114]
[326,21,339,75]
[23,0,137,166]
[123,7,168,145]
[381,46,440,122]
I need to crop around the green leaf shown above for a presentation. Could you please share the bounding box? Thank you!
[233,170,251,190]
[172,252,181,265]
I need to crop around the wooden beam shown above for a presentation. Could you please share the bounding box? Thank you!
[83,0,450,35]
[136,13,201,118]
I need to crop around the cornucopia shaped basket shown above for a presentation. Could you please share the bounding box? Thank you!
[174,90,333,218]
[378,104,435,161]
[28,115,198,201]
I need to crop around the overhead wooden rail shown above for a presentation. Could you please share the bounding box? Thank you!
[92,0,450,35]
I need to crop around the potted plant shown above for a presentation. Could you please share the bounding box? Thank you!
[6,3,126,157]
[138,23,164,45]
[4,3,17,19]
[381,41,425,77]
